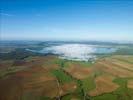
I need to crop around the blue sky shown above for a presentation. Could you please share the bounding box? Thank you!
[1,0,133,41]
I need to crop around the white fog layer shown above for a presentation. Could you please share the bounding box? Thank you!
[26,44,116,61]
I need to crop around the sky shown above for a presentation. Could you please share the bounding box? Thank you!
[0,0,133,42]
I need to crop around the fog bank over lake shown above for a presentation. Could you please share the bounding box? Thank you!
[26,44,117,61]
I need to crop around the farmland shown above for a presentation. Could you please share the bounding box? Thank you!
[0,42,133,100]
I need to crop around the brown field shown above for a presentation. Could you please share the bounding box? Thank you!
[25,56,59,71]
[25,55,57,63]
[0,65,59,100]
[0,56,78,100]
[60,82,77,96]
[93,59,133,78]
[111,55,133,63]
[42,63,59,71]
[64,63,92,79]
[24,80,59,98]
[88,75,119,96]
[88,55,133,96]
[105,58,133,71]
[127,80,133,89]
[0,56,60,100]
[0,76,23,100]
[0,60,13,70]
[0,55,133,99]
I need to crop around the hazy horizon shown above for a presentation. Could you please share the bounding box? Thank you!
[1,39,133,44]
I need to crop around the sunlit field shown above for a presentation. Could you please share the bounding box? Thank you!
[0,41,133,100]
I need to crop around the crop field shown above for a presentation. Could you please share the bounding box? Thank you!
[0,54,133,100]
[127,80,133,89]
[63,62,92,79]
[88,75,119,96]
[93,59,133,78]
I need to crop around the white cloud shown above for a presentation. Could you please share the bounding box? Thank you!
[0,13,14,16]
